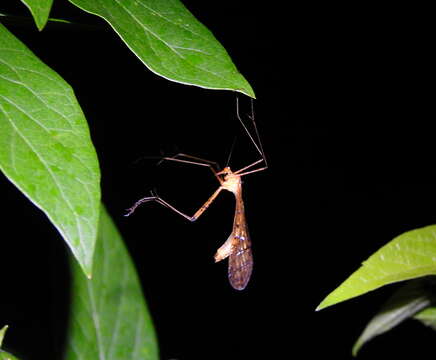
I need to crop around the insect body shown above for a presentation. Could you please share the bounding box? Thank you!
[214,167,253,290]
[126,100,266,290]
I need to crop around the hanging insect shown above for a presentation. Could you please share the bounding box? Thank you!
[125,99,267,290]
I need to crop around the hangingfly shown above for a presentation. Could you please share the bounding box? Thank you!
[125,99,267,290]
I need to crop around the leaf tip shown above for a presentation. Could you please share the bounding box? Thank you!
[316,293,336,311]
[352,342,362,357]
[36,24,46,32]
[0,325,9,347]
[237,87,256,99]
[315,302,328,312]
[77,261,93,280]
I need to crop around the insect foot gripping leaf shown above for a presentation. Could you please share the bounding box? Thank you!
[317,224,436,311]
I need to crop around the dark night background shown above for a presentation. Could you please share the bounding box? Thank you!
[0,1,434,359]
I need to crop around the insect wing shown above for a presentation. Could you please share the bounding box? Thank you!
[228,227,253,290]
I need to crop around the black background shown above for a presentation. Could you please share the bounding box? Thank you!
[1,1,435,359]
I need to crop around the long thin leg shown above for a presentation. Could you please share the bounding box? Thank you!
[233,158,265,175]
[237,166,268,177]
[171,153,220,170]
[159,153,222,184]
[125,187,224,221]
[234,97,268,176]
[236,97,264,159]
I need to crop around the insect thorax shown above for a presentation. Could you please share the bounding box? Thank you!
[221,169,242,194]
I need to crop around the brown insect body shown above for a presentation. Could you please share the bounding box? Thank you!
[126,100,266,290]
[214,168,253,290]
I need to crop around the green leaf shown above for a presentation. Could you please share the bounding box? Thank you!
[0,23,101,277]
[0,350,20,360]
[64,205,159,360]
[317,225,436,311]
[414,306,436,330]
[0,326,7,348]
[20,0,53,30]
[68,0,255,97]
[0,326,19,360]
[352,278,435,356]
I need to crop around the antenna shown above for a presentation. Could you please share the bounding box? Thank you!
[225,135,237,167]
